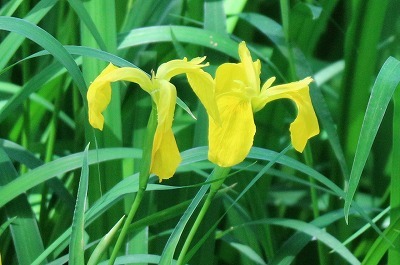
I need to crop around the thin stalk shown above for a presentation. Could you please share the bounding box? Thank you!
[279,0,297,80]
[304,145,327,265]
[176,166,231,265]
[108,105,157,265]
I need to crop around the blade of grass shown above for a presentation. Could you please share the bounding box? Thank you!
[224,0,247,33]
[0,0,23,16]
[340,0,390,159]
[1,138,76,211]
[344,56,400,221]
[0,147,46,264]
[158,175,212,265]
[69,144,90,265]
[80,0,123,244]
[87,216,125,265]
[362,215,400,265]
[0,61,69,124]
[0,0,57,70]
[0,217,17,237]
[0,147,142,208]
[118,26,239,59]
[67,0,107,50]
[221,218,360,265]
[389,72,400,263]
[0,16,87,96]
[269,209,353,265]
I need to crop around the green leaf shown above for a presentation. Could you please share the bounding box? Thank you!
[362,215,400,265]
[0,16,87,96]
[237,13,288,57]
[87,216,125,265]
[67,0,107,50]
[69,144,90,265]
[0,0,23,16]
[222,218,360,265]
[0,216,17,237]
[0,0,58,70]
[226,241,267,265]
[0,147,46,264]
[0,147,142,208]
[344,57,400,221]
[118,26,239,59]
[159,177,211,265]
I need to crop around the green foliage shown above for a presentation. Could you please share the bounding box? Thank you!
[1,0,400,264]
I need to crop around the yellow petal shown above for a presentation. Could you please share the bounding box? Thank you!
[186,70,220,123]
[100,66,152,92]
[155,56,221,122]
[150,80,181,179]
[238,41,260,91]
[86,63,152,130]
[214,62,247,95]
[150,128,182,181]
[156,57,208,81]
[87,63,119,130]
[255,77,319,152]
[151,80,176,134]
[208,95,256,167]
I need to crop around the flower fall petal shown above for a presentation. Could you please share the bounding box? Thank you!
[256,77,319,152]
[208,95,256,167]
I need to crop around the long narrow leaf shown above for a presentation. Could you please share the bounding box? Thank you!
[69,144,90,265]
[0,147,142,208]
[0,148,46,264]
[118,26,239,59]
[344,57,400,221]
[0,16,87,96]
[0,0,57,69]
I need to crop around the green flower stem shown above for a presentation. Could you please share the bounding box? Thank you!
[108,105,157,265]
[304,145,327,265]
[177,166,231,265]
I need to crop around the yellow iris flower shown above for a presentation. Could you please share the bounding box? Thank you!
[87,57,219,180]
[208,42,319,167]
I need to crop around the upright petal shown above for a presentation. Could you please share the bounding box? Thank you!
[151,80,176,133]
[214,62,247,95]
[156,57,208,81]
[87,63,152,130]
[238,41,261,92]
[150,80,181,179]
[255,77,319,152]
[157,56,222,124]
[208,95,256,167]
[186,70,220,123]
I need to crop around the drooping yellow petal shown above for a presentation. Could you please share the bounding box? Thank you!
[156,56,221,123]
[208,95,256,167]
[150,80,181,180]
[255,77,319,152]
[87,63,119,130]
[99,66,153,92]
[151,128,181,180]
[156,57,208,81]
[87,63,152,130]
